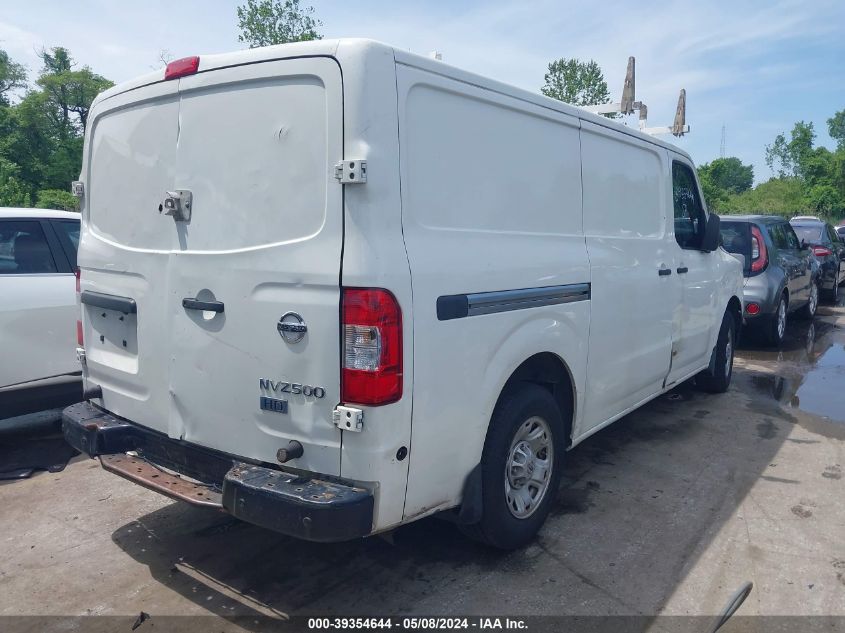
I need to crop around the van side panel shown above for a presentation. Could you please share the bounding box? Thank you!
[578,122,675,435]
[335,41,415,532]
[397,64,589,520]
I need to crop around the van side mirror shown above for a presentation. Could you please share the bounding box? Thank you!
[700,213,721,252]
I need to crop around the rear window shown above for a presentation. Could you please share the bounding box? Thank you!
[51,219,80,269]
[792,224,823,244]
[0,220,58,274]
[720,222,751,273]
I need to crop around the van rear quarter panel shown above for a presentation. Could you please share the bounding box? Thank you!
[396,64,590,520]
[335,41,414,532]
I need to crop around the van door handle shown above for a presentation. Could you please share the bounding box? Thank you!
[182,298,225,313]
[658,268,672,276]
[676,266,689,274]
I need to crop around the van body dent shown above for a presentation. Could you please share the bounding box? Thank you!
[63,39,743,548]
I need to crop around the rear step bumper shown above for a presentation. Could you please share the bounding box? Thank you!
[62,402,374,542]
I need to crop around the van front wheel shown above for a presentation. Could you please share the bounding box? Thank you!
[696,311,736,394]
[461,384,565,549]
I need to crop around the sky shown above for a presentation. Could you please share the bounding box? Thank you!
[1,0,843,183]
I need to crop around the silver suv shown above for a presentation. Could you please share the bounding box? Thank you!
[720,215,819,346]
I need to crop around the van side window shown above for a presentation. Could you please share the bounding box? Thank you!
[672,162,706,249]
[0,220,58,274]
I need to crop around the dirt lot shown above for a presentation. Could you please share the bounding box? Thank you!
[1,305,844,627]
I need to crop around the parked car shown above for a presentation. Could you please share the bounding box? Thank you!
[0,208,81,420]
[790,215,822,222]
[790,219,845,301]
[720,215,818,346]
[836,225,845,240]
[63,40,743,549]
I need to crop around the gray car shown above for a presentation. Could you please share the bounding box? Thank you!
[790,219,845,302]
[720,215,819,346]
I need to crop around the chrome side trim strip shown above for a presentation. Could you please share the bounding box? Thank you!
[437,283,590,321]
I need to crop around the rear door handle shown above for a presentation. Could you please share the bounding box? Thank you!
[182,298,224,313]
[676,266,689,274]
[658,268,672,276]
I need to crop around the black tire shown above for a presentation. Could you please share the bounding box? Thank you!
[696,311,736,393]
[800,281,818,320]
[460,383,565,550]
[763,293,788,347]
[829,271,840,303]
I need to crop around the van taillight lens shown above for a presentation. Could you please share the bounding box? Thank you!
[750,226,768,273]
[812,245,832,257]
[75,267,83,346]
[342,288,402,406]
[164,56,200,80]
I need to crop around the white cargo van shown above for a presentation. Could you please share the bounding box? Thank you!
[64,39,743,549]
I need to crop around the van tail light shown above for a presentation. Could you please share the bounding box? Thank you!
[164,56,200,80]
[75,267,83,347]
[341,288,403,406]
[750,226,768,273]
[812,245,832,257]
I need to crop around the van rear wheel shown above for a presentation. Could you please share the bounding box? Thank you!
[460,384,565,549]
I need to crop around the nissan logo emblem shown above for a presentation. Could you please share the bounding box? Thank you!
[277,312,307,344]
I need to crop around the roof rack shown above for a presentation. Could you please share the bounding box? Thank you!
[581,57,689,137]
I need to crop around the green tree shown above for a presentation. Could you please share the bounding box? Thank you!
[719,177,805,216]
[236,0,322,48]
[828,109,845,150]
[765,121,815,178]
[0,49,27,105]
[35,188,79,211]
[698,157,754,196]
[541,58,612,109]
[0,47,112,204]
[0,158,31,207]
[36,47,112,135]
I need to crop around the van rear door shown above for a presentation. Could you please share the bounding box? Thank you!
[83,57,344,475]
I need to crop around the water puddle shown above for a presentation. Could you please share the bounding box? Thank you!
[742,322,845,424]
[793,345,845,422]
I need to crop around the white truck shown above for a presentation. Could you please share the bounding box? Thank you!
[63,39,743,549]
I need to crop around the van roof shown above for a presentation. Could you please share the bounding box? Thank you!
[94,38,693,163]
[0,207,80,220]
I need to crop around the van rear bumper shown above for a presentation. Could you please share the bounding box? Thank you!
[62,402,374,542]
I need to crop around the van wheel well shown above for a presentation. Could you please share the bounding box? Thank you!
[456,352,575,526]
[727,295,742,331]
[496,353,574,448]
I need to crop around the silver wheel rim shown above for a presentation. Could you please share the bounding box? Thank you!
[777,299,786,339]
[505,416,554,519]
[724,327,733,378]
[809,284,818,315]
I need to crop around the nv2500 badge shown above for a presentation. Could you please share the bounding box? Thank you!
[259,379,326,399]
